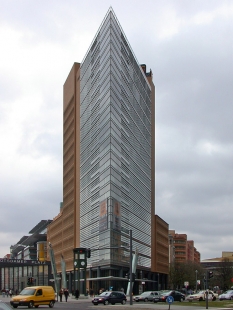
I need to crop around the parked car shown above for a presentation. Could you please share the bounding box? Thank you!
[219,290,233,300]
[0,301,12,310]
[133,291,159,302]
[152,292,161,303]
[154,290,185,302]
[186,290,218,302]
[92,291,127,305]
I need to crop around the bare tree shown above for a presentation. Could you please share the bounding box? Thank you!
[169,261,204,290]
[213,258,233,290]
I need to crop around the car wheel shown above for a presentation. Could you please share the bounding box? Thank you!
[144,298,148,302]
[122,300,126,305]
[35,306,39,308]
[28,301,34,308]
[104,300,109,305]
[136,300,139,302]
[199,297,203,301]
[111,303,115,305]
[213,296,216,301]
[49,301,54,308]
[13,306,18,309]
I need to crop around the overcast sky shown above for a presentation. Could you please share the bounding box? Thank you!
[0,0,232,261]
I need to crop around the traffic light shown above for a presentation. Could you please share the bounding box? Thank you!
[208,271,214,279]
[27,277,30,285]
[86,248,91,258]
[76,248,86,254]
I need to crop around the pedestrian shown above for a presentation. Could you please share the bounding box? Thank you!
[9,289,13,298]
[75,289,79,299]
[64,289,69,302]
[6,289,9,297]
[1,289,6,297]
[90,288,94,297]
[59,289,63,302]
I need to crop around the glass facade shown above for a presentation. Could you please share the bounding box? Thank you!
[0,263,49,291]
[80,9,152,269]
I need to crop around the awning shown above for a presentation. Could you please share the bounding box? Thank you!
[86,276,156,282]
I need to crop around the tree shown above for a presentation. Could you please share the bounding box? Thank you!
[169,261,204,290]
[214,258,233,290]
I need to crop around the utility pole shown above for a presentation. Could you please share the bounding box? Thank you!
[195,270,198,292]
[205,270,208,309]
[129,229,133,305]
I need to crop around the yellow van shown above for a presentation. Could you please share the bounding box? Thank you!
[10,286,56,308]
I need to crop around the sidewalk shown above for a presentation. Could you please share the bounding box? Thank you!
[0,294,90,303]
[58,294,91,302]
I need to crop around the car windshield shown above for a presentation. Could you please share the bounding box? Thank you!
[0,302,12,310]
[99,292,111,296]
[141,292,150,296]
[19,289,36,296]
[161,291,172,296]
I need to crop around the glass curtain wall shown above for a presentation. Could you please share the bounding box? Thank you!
[80,9,152,269]
[0,265,49,291]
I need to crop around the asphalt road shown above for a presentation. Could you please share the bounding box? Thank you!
[1,295,233,310]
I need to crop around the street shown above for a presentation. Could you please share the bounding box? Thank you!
[1,295,233,310]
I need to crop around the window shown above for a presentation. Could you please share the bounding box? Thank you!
[36,289,42,296]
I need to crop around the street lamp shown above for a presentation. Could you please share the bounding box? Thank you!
[195,270,198,292]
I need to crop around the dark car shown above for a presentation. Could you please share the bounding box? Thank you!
[154,290,185,302]
[92,291,127,305]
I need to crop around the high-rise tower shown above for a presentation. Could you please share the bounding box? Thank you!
[47,8,167,293]
[79,8,154,267]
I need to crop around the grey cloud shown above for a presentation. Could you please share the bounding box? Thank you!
[17,130,62,161]
[0,176,62,234]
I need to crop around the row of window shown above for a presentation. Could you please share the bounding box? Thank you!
[79,11,152,268]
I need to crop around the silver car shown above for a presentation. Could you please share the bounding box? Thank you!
[133,291,159,302]
[219,290,233,301]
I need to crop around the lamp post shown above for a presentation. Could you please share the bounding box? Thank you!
[195,270,198,292]
[129,229,133,305]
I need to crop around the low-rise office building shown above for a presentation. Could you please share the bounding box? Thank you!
[0,220,52,292]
